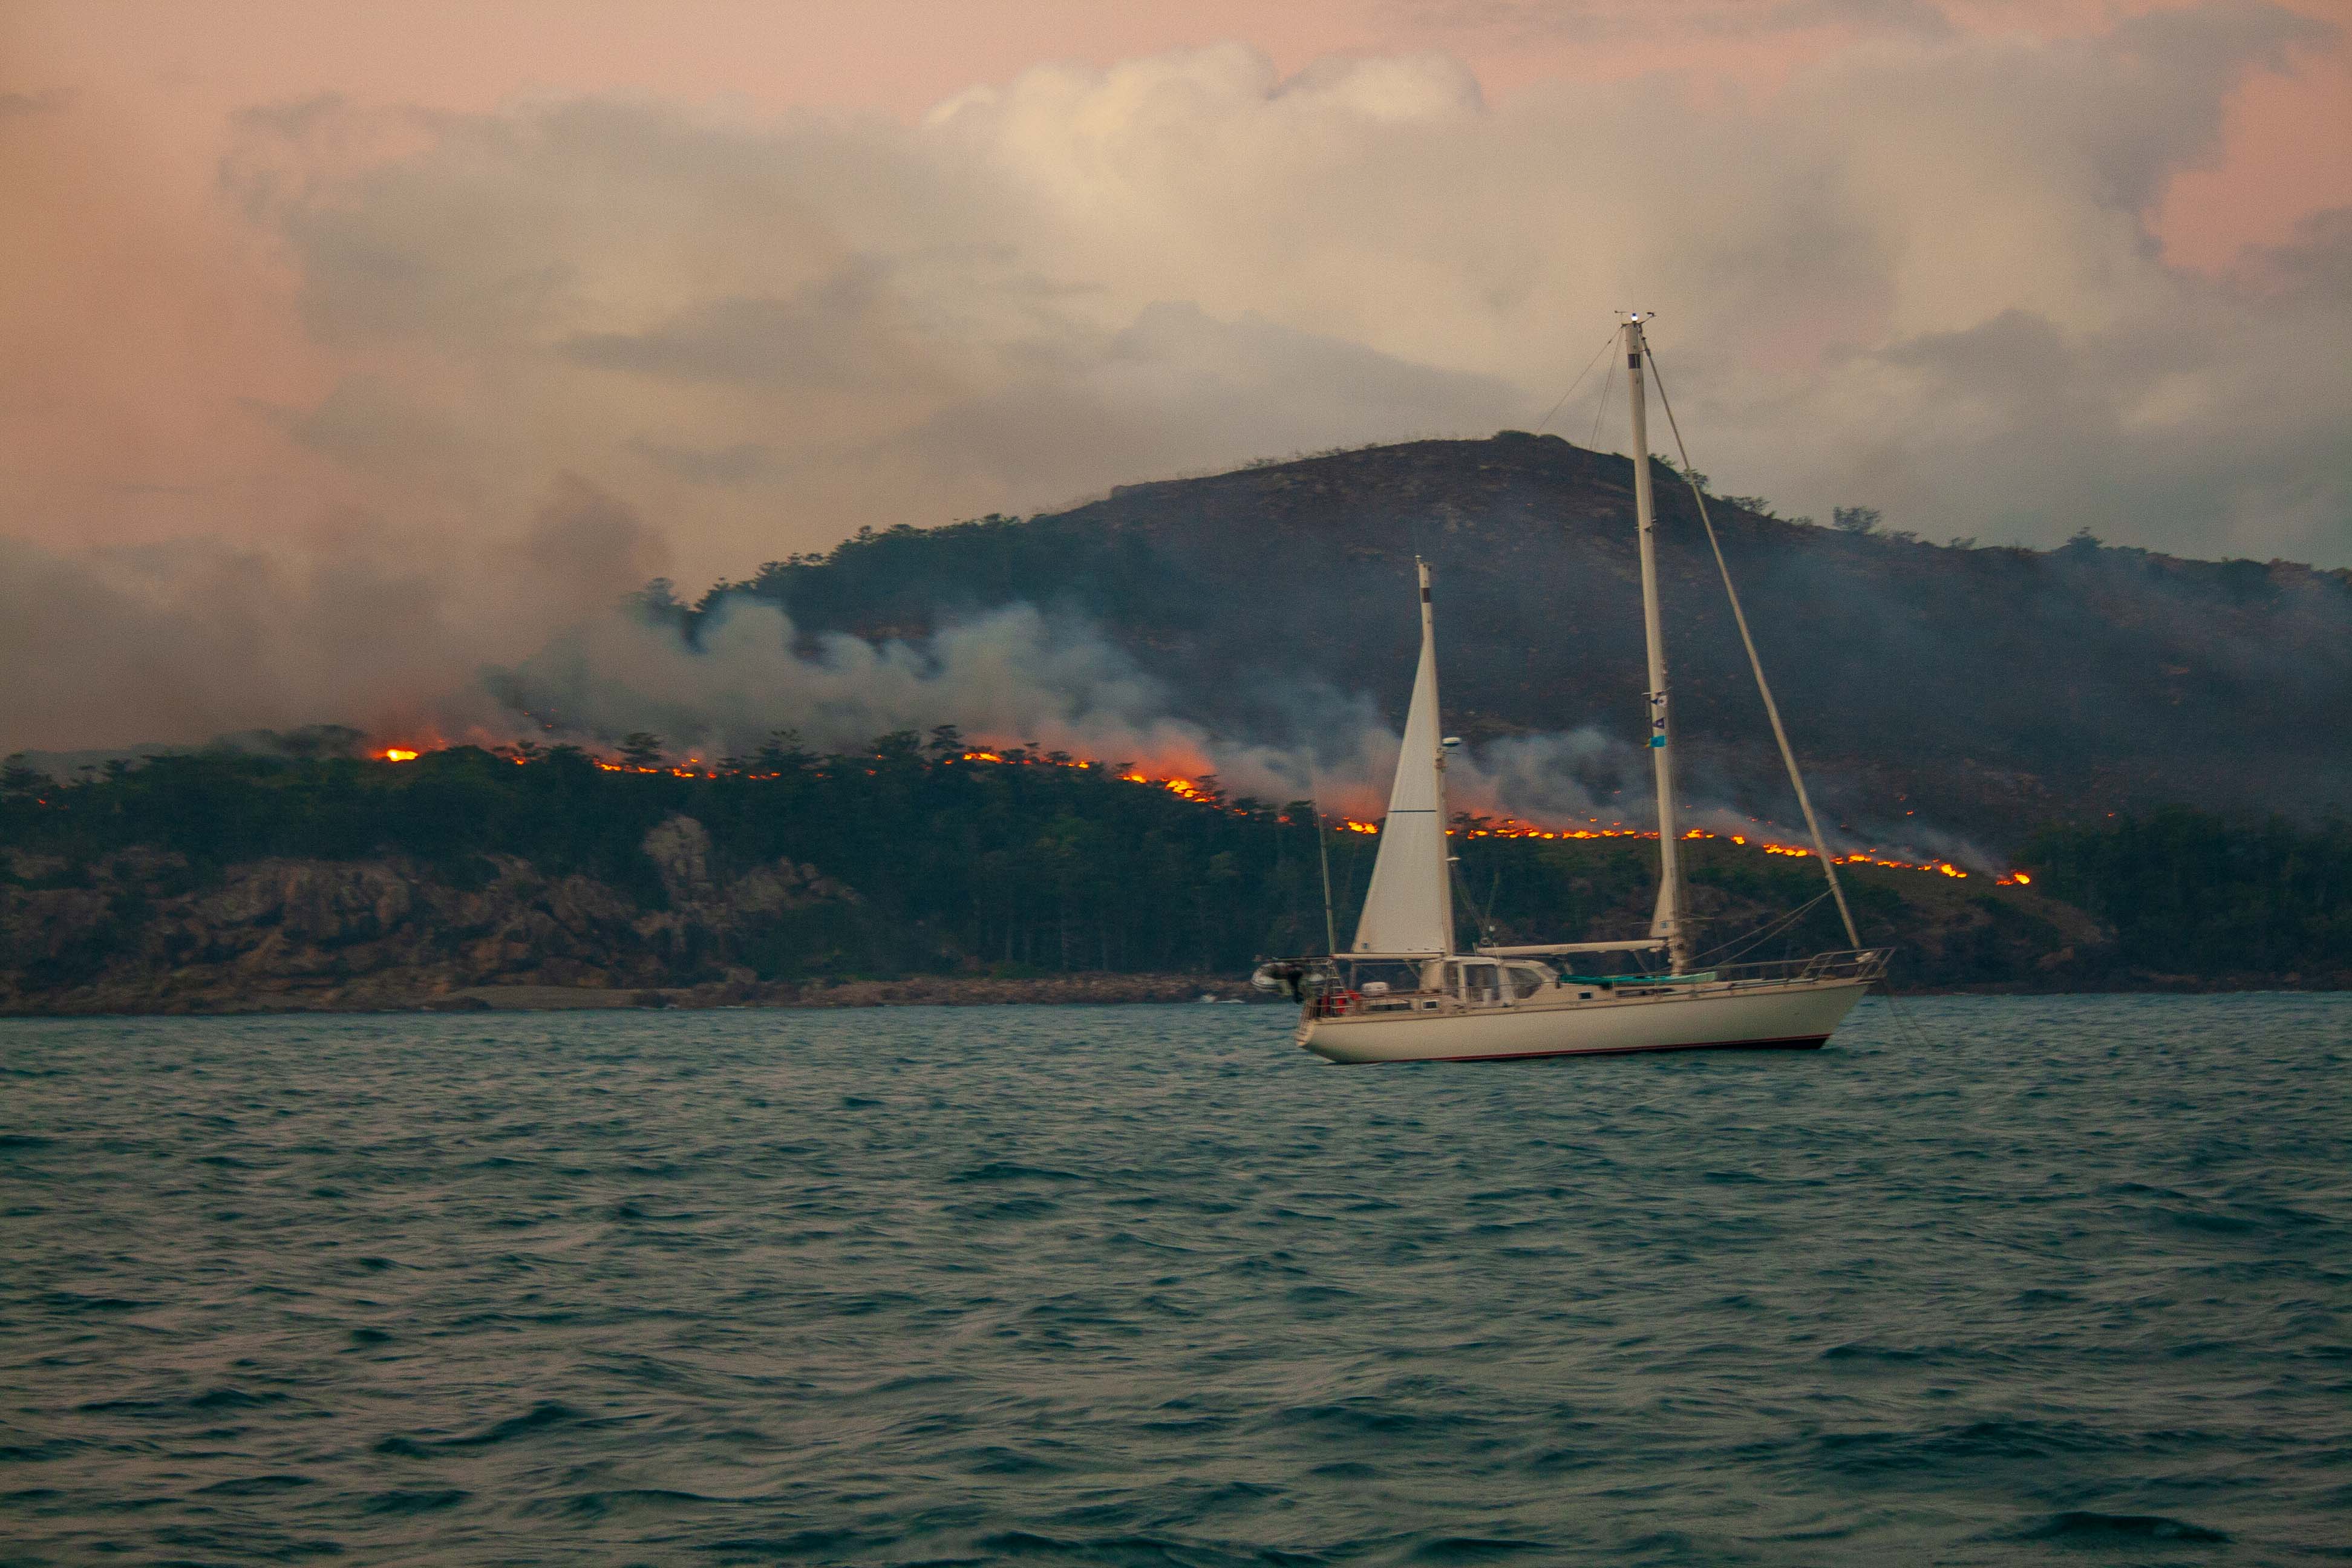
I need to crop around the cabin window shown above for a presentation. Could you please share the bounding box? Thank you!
[1452,961,1504,1005]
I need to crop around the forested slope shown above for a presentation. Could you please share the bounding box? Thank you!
[5,743,2344,1014]
[690,433,2352,842]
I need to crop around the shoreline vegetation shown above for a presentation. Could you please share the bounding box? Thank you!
[15,976,2349,1022]
[4,740,2347,1017]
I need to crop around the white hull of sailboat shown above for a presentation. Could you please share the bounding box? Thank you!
[1297,976,1869,1064]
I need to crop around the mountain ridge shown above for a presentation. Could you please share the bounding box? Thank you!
[705,433,2352,846]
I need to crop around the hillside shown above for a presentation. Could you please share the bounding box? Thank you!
[6,744,2347,1014]
[703,433,2352,844]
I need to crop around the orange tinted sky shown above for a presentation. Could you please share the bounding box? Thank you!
[10,1,2345,250]
[2,0,2348,752]
[0,0,2342,558]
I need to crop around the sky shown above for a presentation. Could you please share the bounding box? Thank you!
[2,0,2348,755]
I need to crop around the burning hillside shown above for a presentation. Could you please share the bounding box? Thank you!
[358,736,2023,883]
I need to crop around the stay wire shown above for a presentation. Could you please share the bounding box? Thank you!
[1308,788,1339,956]
[1589,351,1618,451]
[1642,337,1936,1053]
[1691,889,1832,967]
[1532,330,1619,439]
[1641,342,1863,953]
[1878,979,1937,1053]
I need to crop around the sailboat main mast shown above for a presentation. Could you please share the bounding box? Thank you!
[1625,316,1690,974]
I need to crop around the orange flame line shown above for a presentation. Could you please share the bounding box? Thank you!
[372,739,2031,881]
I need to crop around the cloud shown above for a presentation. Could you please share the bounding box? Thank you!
[3,7,2348,758]
[0,89,73,118]
[193,10,2343,578]
[0,479,671,755]
[630,439,780,486]
[561,263,932,390]
[1398,0,1955,44]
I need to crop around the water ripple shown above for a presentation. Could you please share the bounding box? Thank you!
[1,994,2347,1563]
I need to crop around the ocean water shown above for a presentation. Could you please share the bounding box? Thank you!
[2,995,2347,1566]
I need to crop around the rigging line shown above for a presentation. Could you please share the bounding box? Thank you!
[1589,350,1618,452]
[1871,973,1935,1053]
[1693,889,1832,967]
[1532,330,1619,439]
[1692,893,1818,965]
[1310,794,1339,956]
[1642,344,1863,952]
[1445,832,1485,950]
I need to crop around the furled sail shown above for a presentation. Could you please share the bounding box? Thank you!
[1352,562,1455,955]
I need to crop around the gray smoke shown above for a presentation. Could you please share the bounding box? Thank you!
[0,479,669,757]
[478,589,1979,862]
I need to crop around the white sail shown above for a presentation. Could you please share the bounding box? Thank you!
[1353,561,1454,955]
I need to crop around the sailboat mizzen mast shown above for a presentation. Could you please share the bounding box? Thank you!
[1624,316,1690,974]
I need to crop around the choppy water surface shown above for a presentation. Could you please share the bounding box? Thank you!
[2,996,2347,1566]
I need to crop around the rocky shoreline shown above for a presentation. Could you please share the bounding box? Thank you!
[5,837,2338,1020]
[9,967,2339,1021]
[0,826,1295,1018]
[5,972,1266,1018]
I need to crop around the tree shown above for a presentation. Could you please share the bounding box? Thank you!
[1653,455,1709,493]
[754,730,814,774]
[1832,505,1881,535]
[1,756,48,800]
[627,579,682,621]
[619,733,666,769]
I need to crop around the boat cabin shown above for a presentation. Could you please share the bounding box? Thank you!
[1317,954,1568,1016]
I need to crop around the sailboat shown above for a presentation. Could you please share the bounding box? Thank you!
[1267,316,1889,1064]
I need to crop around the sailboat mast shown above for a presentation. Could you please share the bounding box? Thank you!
[1625,316,1690,973]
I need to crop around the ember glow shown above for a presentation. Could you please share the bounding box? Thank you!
[1452,819,1994,881]
[364,737,2031,883]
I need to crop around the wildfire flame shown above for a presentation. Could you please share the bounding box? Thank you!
[365,737,2031,883]
[1449,818,2007,880]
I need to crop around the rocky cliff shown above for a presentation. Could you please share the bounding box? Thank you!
[0,815,857,1014]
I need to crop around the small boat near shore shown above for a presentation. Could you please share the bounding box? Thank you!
[1258,316,1889,1063]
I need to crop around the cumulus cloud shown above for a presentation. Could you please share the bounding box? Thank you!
[198,8,2345,581]
[4,6,2348,761]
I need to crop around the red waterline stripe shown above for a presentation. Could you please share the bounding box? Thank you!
[1434,1034,1830,1063]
